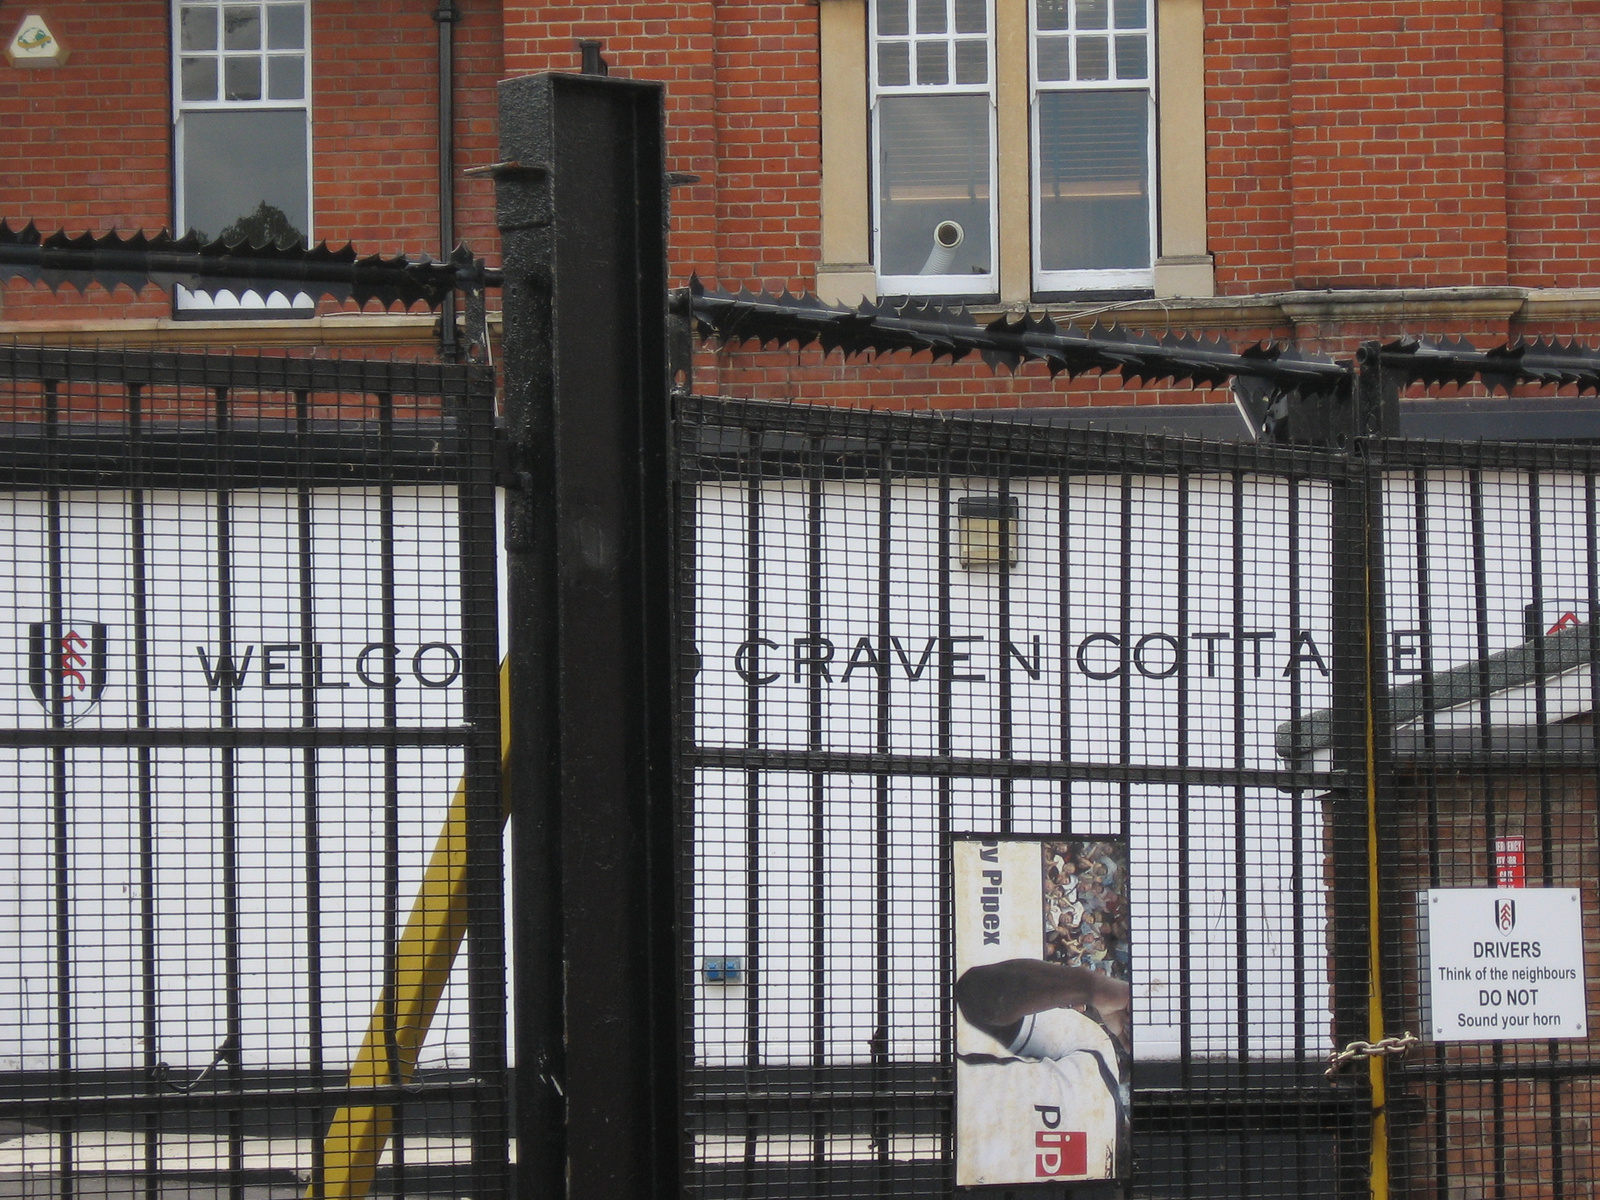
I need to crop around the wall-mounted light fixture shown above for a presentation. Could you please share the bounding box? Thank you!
[957,495,1019,569]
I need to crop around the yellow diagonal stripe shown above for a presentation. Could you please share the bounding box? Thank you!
[312,661,512,1200]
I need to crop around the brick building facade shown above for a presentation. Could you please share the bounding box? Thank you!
[2,1,1598,406]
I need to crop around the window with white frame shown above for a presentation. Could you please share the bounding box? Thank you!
[1031,0,1154,292]
[870,0,996,297]
[173,1,312,313]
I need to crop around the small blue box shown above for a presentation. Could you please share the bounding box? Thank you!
[703,956,743,983]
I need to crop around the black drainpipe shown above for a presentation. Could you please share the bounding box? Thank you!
[435,1,460,359]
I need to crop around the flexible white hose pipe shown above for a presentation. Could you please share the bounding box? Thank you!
[919,219,965,275]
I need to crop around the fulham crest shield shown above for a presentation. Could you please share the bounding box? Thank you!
[29,621,108,720]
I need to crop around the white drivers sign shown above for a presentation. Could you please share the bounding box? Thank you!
[1424,888,1589,1041]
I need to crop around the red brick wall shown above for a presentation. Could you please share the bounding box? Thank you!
[1207,0,1296,295]
[1,0,1597,404]
[1505,1,1600,290]
[0,1,172,317]
[1286,1,1509,289]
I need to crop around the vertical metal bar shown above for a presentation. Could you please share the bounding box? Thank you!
[997,468,1014,833]
[44,377,74,1200]
[1058,466,1073,833]
[128,381,160,1200]
[1286,477,1305,1059]
[1328,459,1376,1199]
[1360,385,1397,1200]
[872,441,892,1173]
[1526,472,1565,1200]
[294,387,327,1200]
[671,414,701,1195]
[1118,472,1133,839]
[212,382,245,1200]
[1230,468,1252,1194]
[807,446,826,1173]
[375,390,406,1200]
[1588,471,1600,991]
[936,464,954,1178]
[1410,469,1439,883]
[455,366,510,1200]
[1230,471,1250,1087]
[1286,474,1308,1197]
[742,439,763,1171]
[1409,468,1449,1200]
[1466,470,1506,1200]
[1175,467,1193,1195]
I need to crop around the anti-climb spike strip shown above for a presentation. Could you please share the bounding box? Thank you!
[678,277,1349,396]
[680,280,1600,404]
[5,221,1600,399]
[1378,335,1600,397]
[0,220,477,310]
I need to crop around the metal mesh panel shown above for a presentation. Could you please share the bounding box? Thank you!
[676,397,1370,1198]
[0,347,507,1200]
[1377,446,1600,1200]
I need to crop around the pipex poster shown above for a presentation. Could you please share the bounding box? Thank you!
[953,837,1131,1187]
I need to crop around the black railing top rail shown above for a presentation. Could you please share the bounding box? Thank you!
[0,341,493,395]
[676,392,1355,478]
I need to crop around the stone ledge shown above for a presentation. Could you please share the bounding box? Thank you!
[1276,287,1528,325]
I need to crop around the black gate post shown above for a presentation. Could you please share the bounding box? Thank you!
[496,73,679,1200]
[1325,345,1399,1198]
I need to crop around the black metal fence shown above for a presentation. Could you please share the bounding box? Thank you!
[5,340,1599,1200]
[0,346,507,1200]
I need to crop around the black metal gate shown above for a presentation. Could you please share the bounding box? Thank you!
[0,345,507,1200]
[1366,440,1600,1200]
[674,396,1384,1199]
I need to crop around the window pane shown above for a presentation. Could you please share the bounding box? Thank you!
[1075,0,1108,29]
[878,42,911,87]
[877,0,910,38]
[877,94,992,279]
[224,55,262,100]
[267,54,304,100]
[1035,90,1148,272]
[1114,34,1147,80]
[954,39,987,84]
[181,56,219,102]
[954,0,986,34]
[181,110,309,244]
[1076,35,1109,80]
[266,3,305,50]
[915,40,949,85]
[223,5,261,50]
[180,6,218,51]
[1035,36,1070,81]
[1035,0,1068,31]
[1113,0,1145,28]
[915,0,947,35]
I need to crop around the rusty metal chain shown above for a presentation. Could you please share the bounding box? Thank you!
[1325,1031,1420,1079]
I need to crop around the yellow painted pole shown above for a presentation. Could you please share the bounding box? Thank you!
[1365,557,1390,1200]
[311,662,512,1200]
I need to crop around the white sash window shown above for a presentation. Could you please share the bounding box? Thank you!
[172,1,314,315]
